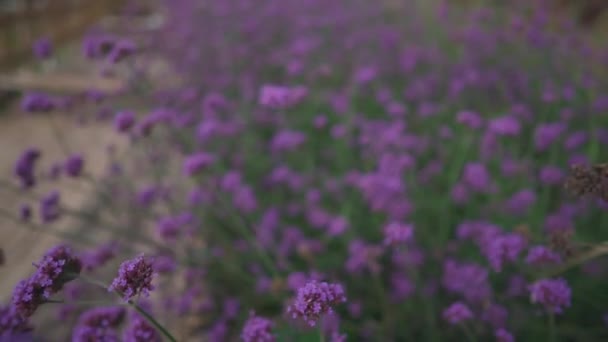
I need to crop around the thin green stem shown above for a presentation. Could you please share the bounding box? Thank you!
[319,327,326,342]
[76,274,177,342]
[130,301,178,342]
[549,313,557,342]
[461,323,478,342]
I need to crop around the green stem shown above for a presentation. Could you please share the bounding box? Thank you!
[76,274,177,342]
[461,323,477,342]
[130,301,178,342]
[319,327,326,342]
[549,312,557,342]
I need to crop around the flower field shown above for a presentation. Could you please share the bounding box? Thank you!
[2,0,608,341]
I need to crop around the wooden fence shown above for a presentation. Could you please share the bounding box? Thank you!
[0,0,125,70]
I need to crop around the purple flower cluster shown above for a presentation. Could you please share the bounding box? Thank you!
[108,255,154,301]
[6,0,608,340]
[11,245,81,319]
[529,278,571,314]
[14,148,40,188]
[241,313,275,342]
[122,312,161,342]
[288,281,346,327]
[72,306,125,342]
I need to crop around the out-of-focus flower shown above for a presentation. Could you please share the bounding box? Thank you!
[442,302,473,325]
[33,37,52,59]
[241,312,275,342]
[529,278,571,314]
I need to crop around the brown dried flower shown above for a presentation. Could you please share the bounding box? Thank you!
[564,163,608,201]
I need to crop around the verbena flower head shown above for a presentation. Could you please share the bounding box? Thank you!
[495,329,515,342]
[123,312,161,342]
[183,153,216,176]
[72,306,125,342]
[33,37,52,59]
[11,245,81,318]
[14,148,40,188]
[20,92,56,113]
[288,281,346,327]
[80,241,119,272]
[529,278,571,314]
[64,154,84,178]
[115,111,136,132]
[442,302,473,325]
[485,233,527,272]
[259,85,308,109]
[40,190,61,223]
[0,305,32,336]
[109,255,155,301]
[383,222,414,246]
[241,312,275,342]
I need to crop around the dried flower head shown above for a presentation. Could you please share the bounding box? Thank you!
[564,163,608,201]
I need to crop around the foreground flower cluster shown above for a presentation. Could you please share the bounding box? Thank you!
[2,0,608,341]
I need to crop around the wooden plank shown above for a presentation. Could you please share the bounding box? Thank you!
[0,0,125,70]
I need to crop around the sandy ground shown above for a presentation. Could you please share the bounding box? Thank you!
[0,103,123,302]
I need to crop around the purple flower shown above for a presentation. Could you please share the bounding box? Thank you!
[123,311,161,342]
[14,148,40,188]
[442,259,492,303]
[64,154,84,177]
[529,278,571,314]
[539,166,564,185]
[506,189,536,215]
[495,329,515,342]
[288,281,346,327]
[354,66,377,84]
[456,110,483,129]
[82,35,115,59]
[241,312,275,342]
[33,37,52,59]
[489,115,520,136]
[485,233,527,272]
[270,130,306,153]
[525,246,562,266]
[442,302,473,325]
[80,241,119,272]
[21,92,55,113]
[18,204,31,222]
[463,162,491,192]
[115,111,136,132]
[534,122,566,151]
[183,153,216,176]
[72,307,125,342]
[107,39,137,64]
[383,222,414,246]
[40,190,61,223]
[11,245,81,318]
[109,255,154,301]
[259,85,308,109]
[0,305,31,336]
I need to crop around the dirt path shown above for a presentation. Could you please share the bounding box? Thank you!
[0,103,122,302]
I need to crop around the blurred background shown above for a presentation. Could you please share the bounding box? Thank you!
[1,0,608,340]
